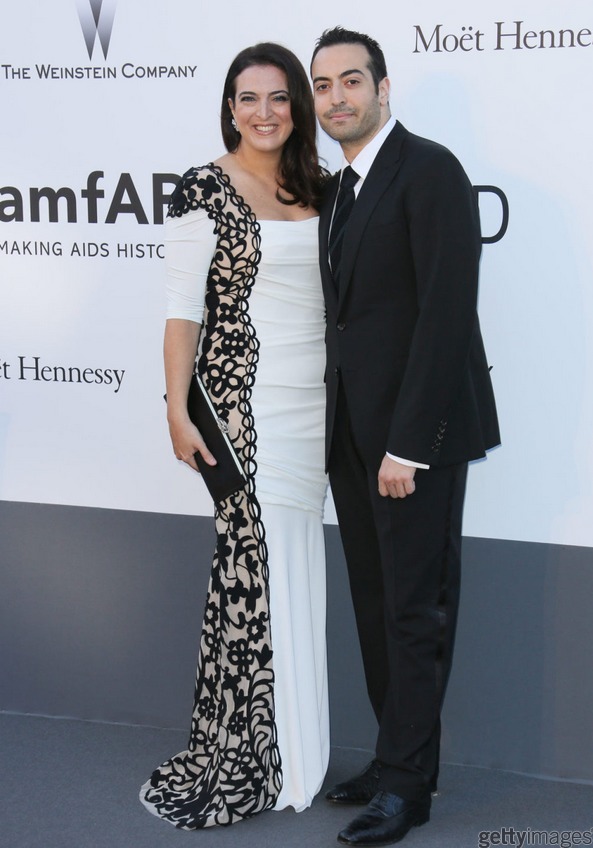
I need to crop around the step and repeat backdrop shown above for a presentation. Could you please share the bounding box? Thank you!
[2,0,592,546]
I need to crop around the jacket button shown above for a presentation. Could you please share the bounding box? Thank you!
[334,367,340,376]
[337,322,346,331]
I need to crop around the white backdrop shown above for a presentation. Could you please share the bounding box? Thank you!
[2,0,592,546]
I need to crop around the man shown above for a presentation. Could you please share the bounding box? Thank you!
[311,27,500,846]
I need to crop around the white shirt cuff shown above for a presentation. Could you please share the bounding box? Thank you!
[386,452,430,470]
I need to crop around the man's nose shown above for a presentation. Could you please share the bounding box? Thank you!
[331,82,347,105]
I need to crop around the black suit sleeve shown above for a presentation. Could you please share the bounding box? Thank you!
[386,147,482,463]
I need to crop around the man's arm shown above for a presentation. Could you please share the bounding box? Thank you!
[386,144,482,465]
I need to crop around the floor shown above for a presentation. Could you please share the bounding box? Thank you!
[1,713,592,848]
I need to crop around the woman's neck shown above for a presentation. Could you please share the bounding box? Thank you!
[232,145,282,183]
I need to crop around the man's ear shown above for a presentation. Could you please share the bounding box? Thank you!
[379,77,390,107]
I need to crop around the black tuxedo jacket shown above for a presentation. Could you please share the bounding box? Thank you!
[320,122,500,470]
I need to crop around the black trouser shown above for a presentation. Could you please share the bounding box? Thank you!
[328,385,468,801]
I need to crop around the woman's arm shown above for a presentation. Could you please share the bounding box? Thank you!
[163,203,218,471]
[164,318,216,471]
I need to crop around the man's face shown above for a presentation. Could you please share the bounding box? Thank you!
[311,43,389,156]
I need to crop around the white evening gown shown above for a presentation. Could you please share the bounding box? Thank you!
[140,194,329,827]
[250,218,329,811]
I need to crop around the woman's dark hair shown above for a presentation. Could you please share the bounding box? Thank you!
[311,27,388,93]
[221,42,325,209]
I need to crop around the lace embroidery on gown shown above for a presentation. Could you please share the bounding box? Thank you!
[140,165,282,828]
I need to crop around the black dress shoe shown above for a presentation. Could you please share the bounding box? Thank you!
[325,759,381,804]
[337,791,431,846]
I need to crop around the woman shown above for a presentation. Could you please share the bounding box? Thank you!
[139,44,329,829]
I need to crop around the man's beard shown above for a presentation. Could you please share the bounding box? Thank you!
[321,99,382,146]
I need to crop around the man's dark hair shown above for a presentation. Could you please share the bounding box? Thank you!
[311,27,388,93]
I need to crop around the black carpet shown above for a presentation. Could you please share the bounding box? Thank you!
[1,713,592,848]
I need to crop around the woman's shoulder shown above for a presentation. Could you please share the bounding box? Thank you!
[168,163,230,218]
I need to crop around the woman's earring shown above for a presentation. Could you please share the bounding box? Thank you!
[231,117,238,131]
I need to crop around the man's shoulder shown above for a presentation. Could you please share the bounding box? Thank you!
[398,124,461,165]
[392,124,470,184]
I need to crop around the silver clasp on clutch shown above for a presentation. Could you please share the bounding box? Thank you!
[217,418,229,434]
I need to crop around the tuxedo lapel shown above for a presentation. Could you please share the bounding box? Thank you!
[338,123,408,307]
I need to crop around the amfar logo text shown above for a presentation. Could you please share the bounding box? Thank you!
[0,173,510,244]
[0,172,179,226]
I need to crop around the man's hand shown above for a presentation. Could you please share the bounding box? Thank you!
[378,455,416,499]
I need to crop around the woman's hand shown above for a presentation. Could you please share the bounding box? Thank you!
[168,414,217,473]
[163,319,216,473]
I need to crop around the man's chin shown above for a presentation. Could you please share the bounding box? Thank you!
[321,123,355,143]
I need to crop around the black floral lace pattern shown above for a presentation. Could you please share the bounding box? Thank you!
[140,165,282,828]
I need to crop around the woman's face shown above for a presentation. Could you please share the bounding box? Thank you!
[229,64,294,155]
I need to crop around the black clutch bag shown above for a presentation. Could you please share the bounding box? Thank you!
[167,375,246,503]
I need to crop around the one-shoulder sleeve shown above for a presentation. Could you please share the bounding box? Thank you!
[165,205,217,323]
